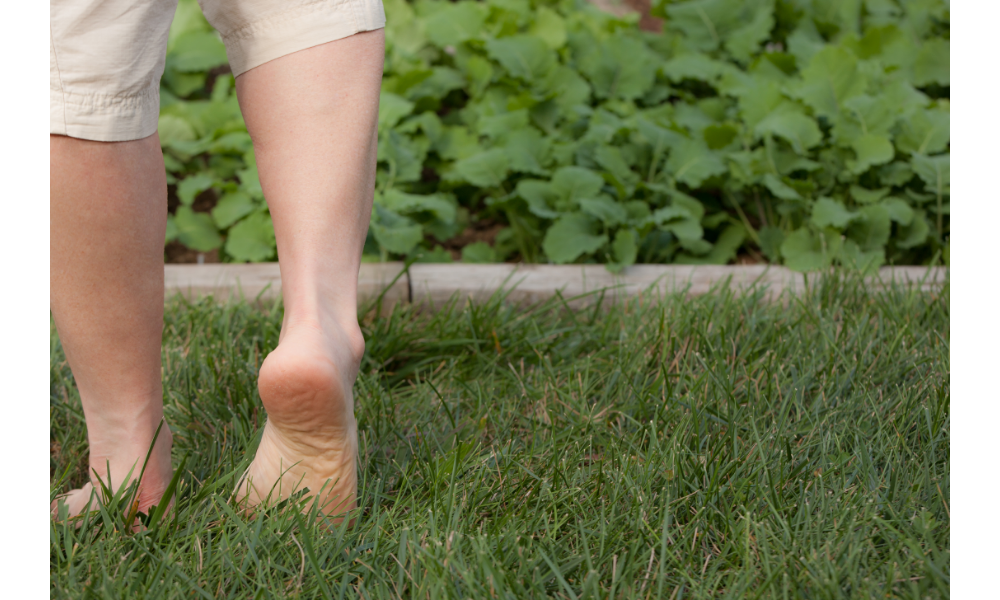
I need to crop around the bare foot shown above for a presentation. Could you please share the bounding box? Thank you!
[237,316,365,521]
[51,423,174,526]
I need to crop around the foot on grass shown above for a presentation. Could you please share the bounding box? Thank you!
[51,424,174,527]
[237,316,365,521]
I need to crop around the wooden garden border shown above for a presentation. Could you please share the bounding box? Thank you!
[165,262,947,310]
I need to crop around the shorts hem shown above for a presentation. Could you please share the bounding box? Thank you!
[222,0,386,77]
[49,85,160,142]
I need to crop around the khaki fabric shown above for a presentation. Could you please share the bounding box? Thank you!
[51,0,386,142]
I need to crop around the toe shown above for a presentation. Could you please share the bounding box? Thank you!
[51,483,96,520]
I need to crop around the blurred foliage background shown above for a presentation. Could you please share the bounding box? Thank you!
[158,0,949,271]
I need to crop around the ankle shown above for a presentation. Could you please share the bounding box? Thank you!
[87,420,173,477]
[282,309,366,365]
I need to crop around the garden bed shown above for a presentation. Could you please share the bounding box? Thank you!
[159,0,950,272]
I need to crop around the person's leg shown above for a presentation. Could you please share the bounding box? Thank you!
[232,29,384,519]
[50,133,173,518]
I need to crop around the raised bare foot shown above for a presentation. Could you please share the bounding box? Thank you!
[237,315,365,521]
[51,423,174,525]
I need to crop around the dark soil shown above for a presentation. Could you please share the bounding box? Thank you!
[440,218,507,261]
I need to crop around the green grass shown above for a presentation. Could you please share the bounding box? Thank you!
[50,273,950,599]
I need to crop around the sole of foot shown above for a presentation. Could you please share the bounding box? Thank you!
[51,425,174,530]
[237,318,364,522]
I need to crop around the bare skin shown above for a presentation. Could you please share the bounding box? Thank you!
[234,29,384,518]
[50,132,174,519]
[50,29,384,522]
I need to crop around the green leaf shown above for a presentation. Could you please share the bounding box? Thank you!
[668,190,707,220]
[703,124,738,150]
[896,209,930,249]
[611,228,638,268]
[579,196,628,227]
[435,126,480,161]
[665,0,770,55]
[208,131,252,154]
[647,206,690,227]
[850,185,890,204]
[173,206,222,252]
[913,38,949,87]
[167,31,228,72]
[542,213,608,264]
[811,197,857,229]
[595,145,639,189]
[485,35,557,82]
[478,110,530,140]
[551,166,606,204]
[167,0,213,49]
[423,2,487,48]
[881,197,914,226]
[781,227,842,272]
[896,108,950,155]
[666,218,704,243]
[405,67,465,101]
[379,130,428,183]
[158,115,197,146]
[676,223,746,265]
[176,173,216,206]
[677,236,712,256]
[383,0,427,54]
[724,4,775,63]
[755,109,823,154]
[636,119,686,154]
[674,104,716,137]
[450,148,510,188]
[840,240,885,274]
[165,215,179,244]
[877,162,914,187]
[539,66,591,114]
[833,94,898,144]
[666,140,727,188]
[460,55,494,98]
[461,241,497,263]
[758,226,784,263]
[370,205,424,255]
[529,7,567,50]
[848,133,894,174]
[516,180,560,219]
[414,245,453,263]
[163,70,207,100]
[378,189,457,224]
[211,190,256,229]
[847,205,891,251]
[911,153,950,195]
[378,92,415,131]
[727,149,769,185]
[662,53,727,84]
[793,47,869,119]
[225,212,276,262]
[237,164,263,200]
[786,21,826,68]
[503,128,551,175]
[575,35,657,100]
[763,173,803,201]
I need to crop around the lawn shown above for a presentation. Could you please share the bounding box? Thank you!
[50,273,950,599]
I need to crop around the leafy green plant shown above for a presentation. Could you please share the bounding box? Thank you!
[160,0,949,271]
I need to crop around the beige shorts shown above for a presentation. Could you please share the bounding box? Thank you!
[51,0,385,142]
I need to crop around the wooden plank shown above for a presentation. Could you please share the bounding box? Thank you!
[868,266,948,290]
[164,262,409,310]
[164,262,947,312]
[408,264,803,309]
[408,264,947,309]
